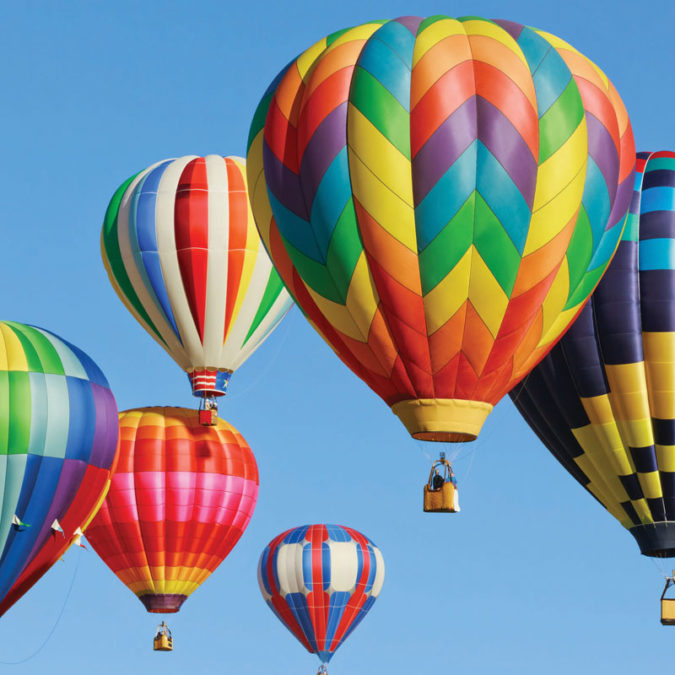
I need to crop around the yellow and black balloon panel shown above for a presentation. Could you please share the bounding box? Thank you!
[511,151,675,558]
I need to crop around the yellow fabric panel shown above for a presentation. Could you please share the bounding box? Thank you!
[534,30,583,56]
[348,106,414,210]
[604,362,651,420]
[306,280,367,342]
[580,394,615,426]
[629,497,654,525]
[0,324,27,372]
[412,17,467,68]
[657,445,675,472]
[247,133,273,247]
[638,471,663,500]
[643,331,675,420]
[468,249,508,338]
[295,36,329,81]
[573,448,629,504]
[347,106,416,252]
[615,418,654,450]
[423,249,471,333]
[537,305,580,352]
[345,253,381,338]
[525,128,587,255]
[324,23,382,52]
[571,421,633,479]
[584,480,635,528]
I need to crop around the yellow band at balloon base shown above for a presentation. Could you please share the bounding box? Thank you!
[391,398,493,442]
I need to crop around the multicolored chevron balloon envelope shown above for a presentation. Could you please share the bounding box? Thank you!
[258,524,385,665]
[86,407,258,613]
[0,321,119,616]
[511,151,675,558]
[101,155,293,398]
[247,16,635,442]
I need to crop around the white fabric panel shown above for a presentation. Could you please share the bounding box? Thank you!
[221,243,270,368]
[202,155,230,366]
[371,547,385,597]
[275,542,308,596]
[327,540,359,593]
[115,163,189,368]
[155,156,204,367]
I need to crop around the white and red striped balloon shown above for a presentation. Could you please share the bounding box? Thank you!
[102,155,292,397]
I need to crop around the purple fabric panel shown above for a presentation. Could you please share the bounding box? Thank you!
[412,96,477,204]
[262,141,309,219]
[586,113,620,212]
[141,593,187,613]
[298,102,348,212]
[593,241,643,363]
[88,384,118,469]
[640,270,675,331]
[394,16,423,34]
[476,96,537,207]
[491,19,525,41]
[21,459,88,564]
[607,170,635,230]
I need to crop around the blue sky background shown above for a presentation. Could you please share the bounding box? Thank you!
[0,1,674,673]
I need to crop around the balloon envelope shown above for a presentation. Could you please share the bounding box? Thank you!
[258,524,384,663]
[86,407,258,612]
[0,321,118,615]
[247,16,635,442]
[511,151,675,557]
[101,155,293,397]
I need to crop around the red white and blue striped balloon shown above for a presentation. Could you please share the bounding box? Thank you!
[258,524,385,664]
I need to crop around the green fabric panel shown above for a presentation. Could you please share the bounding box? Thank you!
[565,207,593,296]
[538,79,584,164]
[287,198,363,303]
[0,372,9,456]
[247,92,274,152]
[350,67,411,160]
[101,175,165,346]
[8,372,30,456]
[473,193,521,296]
[642,156,675,172]
[419,193,475,295]
[325,199,364,300]
[565,263,606,310]
[9,323,64,375]
[242,271,286,345]
[26,373,48,458]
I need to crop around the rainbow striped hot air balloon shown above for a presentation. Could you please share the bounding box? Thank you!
[511,151,675,558]
[247,16,635,443]
[86,407,258,613]
[0,322,118,615]
[258,524,384,668]
[101,155,293,399]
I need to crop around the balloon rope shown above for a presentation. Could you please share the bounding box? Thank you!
[0,549,81,665]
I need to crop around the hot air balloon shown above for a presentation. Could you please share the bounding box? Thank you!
[511,151,675,562]
[258,524,384,672]
[247,16,635,445]
[85,407,258,617]
[0,321,118,616]
[101,155,293,415]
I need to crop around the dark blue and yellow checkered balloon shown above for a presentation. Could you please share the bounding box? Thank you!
[511,151,675,557]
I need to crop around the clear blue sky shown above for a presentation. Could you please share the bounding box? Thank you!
[0,1,674,673]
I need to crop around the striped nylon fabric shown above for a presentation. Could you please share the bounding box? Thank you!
[0,322,119,615]
[247,16,635,442]
[258,524,385,664]
[86,407,258,612]
[511,151,675,557]
[101,155,293,397]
